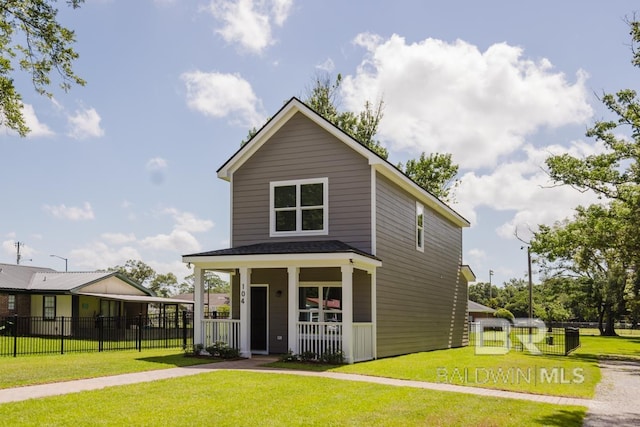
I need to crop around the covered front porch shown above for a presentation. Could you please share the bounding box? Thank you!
[183,241,381,364]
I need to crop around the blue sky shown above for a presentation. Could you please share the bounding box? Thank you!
[1,1,637,287]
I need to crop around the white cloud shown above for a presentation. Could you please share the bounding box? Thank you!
[467,248,486,261]
[206,0,293,54]
[101,232,137,245]
[68,242,142,271]
[455,140,604,240]
[140,229,202,253]
[341,35,593,169]
[67,107,105,139]
[181,70,265,127]
[316,58,335,72]
[43,202,95,221]
[164,208,214,233]
[146,157,168,185]
[0,104,54,137]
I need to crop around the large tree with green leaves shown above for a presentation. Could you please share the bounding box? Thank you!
[399,152,460,203]
[540,18,640,334]
[531,203,630,335]
[0,0,85,136]
[305,73,388,159]
[108,259,179,297]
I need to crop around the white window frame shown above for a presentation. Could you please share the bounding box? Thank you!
[8,295,15,310]
[298,282,342,323]
[416,201,425,252]
[270,177,329,237]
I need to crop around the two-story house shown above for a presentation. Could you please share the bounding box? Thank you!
[183,97,475,363]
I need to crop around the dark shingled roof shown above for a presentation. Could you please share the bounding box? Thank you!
[184,240,379,260]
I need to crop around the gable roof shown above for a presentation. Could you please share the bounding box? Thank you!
[468,300,496,313]
[217,97,470,228]
[0,263,153,296]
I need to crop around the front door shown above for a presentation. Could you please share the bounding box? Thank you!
[250,286,268,354]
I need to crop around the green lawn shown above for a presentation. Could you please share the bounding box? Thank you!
[0,335,187,357]
[271,334,639,399]
[0,349,214,389]
[0,370,585,427]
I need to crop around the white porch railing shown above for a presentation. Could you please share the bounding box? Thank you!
[353,323,374,362]
[297,322,374,362]
[202,319,241,349]
[297,322,343,355]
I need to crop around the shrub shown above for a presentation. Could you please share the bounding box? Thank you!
[494,308,515,321]
[319,351,345,365]
[203,341,240,359]
[300,351,318,362]
[279,349,300,363]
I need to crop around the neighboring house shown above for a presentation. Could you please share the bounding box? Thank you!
[171,292,230,318]
[468,300,496,322]
[0,263,191,336]
[183,97,476,363]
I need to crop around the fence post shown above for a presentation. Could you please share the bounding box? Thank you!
[182,310,188,349]
[97,315,104,352]
[12,314,18,358]
[137,314,142,352]
[60,316,65,355]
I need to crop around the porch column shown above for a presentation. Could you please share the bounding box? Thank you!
[341,265,354,363]
[239,267,252,358]
[370,269,377,360]
[287,267,299,354]
[193,266,204,346]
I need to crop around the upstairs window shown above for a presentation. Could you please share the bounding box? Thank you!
[416,202,424,252]
[8,295,15,310]
[270,178,328,236]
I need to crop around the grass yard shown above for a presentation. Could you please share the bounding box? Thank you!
[0,349,214,389]
[271,335,639,399]
[0,335,187,357]
[0,370,586,427]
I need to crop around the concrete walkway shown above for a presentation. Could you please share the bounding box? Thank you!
[0,356,593,408]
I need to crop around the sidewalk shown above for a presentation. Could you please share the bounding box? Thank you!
[0,356,593,408]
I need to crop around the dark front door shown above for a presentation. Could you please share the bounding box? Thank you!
[251,286,268,353]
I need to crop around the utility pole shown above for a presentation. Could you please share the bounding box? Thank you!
[489,269,494,299]
[15,241,24,265]
[527,247,533,320]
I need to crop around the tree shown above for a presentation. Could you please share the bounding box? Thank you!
[0,0,86,136]
[399,152,460,203]
[109,259,155,287]
[179,272,230,295]
[304,73,388,159]
[541,18,640,334]
[149,272,177,298]
[531,204,629,335]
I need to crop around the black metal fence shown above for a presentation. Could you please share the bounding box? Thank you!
[469,323,580,356]
[0,312,193,357]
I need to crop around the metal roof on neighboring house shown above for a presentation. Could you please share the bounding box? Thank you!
[468,300,496,313]
[0,263,153,297]
[0,263,56,290]
[29,271,118,291]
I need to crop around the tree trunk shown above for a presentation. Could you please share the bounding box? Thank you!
[597,306,605,335]
[601,307,618,336]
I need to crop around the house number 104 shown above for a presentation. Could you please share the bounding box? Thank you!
[241,283,246,304]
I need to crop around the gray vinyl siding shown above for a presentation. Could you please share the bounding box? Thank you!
[375,173,467,358]
[232,112,372,252]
